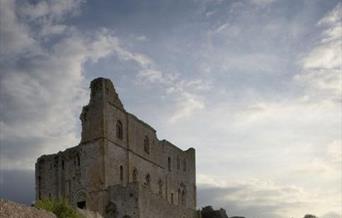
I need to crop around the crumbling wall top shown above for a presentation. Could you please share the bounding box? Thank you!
[90,77,124,110]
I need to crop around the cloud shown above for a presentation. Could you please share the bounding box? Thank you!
[136,35,147,41]
[197,178,323,218]
[136,61,212,123]
[0,29,124,168]
[136,2,341,217]
[0,0,38,57]
[0,1,340,217]
[160,68,340,218]
[295,2,342,102]
[135,62,211,123]
[321,212,342,218]
[19,0,83,20]
[0,169,35,205]
[168,93,205,123]
[186,94,340,217]
[137,69,164,83]
[0,0,153,170]
[115,46,152,67]
[318,3,342,26]
[249,0,276,6]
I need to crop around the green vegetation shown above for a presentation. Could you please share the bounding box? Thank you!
[35,198,82,218]
[304,215,317,218]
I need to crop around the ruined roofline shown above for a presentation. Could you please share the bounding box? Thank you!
[127,113,194,153]
[89,77,154,132]
[90,77,124,110]
[128,113,194,152]
[161,139,195,153]
[92,77,193,152]
[36,144,82,161]
[37,78,195,160]
[127,112,156,132]
[36,137,195,162]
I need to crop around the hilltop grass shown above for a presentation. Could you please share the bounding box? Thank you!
[35,198,82,218]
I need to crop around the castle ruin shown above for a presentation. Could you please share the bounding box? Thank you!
[35,78,197,218]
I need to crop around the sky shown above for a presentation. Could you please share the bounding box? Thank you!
[0,0,341,217]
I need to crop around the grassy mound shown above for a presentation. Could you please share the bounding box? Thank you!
[35,198,82,218]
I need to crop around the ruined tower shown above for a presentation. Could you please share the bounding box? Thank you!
[35,78,197,218]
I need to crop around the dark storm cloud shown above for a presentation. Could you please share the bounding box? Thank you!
[0,170,35,205]
[1,137,45,163]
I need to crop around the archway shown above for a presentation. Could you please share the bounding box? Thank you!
[73,189,87,209]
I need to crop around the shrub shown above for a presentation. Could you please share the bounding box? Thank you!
[35,198,82,218]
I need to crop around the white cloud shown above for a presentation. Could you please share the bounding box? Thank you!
[136,35,147,41]
[135,61,211,123]
[318,3,342,26]
[0,31,120,169]
[115,45,152,67]
[326,140,342,165]
[0,0,150,170]
[249,0,276,6]
[137,70,209,122]
[197,177,328,218]
[296,2,342,102]
[169,93,205,123]
[40,24,68,36]
[137,69,164,83]
[19,0,83,21]
[162,82,340,217]
[0,0,38,57]
[152,4,341,216]
[0,1,341,217]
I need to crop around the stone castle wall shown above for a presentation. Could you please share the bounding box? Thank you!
[36,78,197,218]
[104,183,196,218]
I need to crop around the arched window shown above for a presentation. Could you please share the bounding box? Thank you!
[182,189,186,206]
[158,179,163,196]
[180,183,186,206]
[116,120,123,140]
[171,193,174,204]
[144,136,150,154]
[132,168,138,182]
[178,188,181,204]
[76,154,80,166]
[120,165,124,182]
[145,174,151,187]
[183,159,187,172]
[168,157,171,172]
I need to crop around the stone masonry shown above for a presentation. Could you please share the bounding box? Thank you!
[36,78,197,218]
